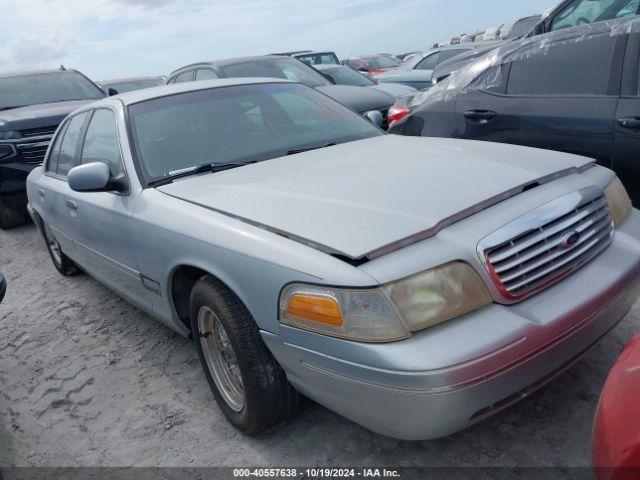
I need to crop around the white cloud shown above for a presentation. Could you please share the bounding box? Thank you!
[0,0,554,79]
[1,30,75,69]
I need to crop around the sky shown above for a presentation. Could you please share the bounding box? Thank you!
[0,0,557,81]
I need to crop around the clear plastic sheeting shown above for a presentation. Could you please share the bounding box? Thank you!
[408,17,640,109]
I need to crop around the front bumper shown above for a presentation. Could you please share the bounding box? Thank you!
[0,162,39,203]
[262,210,640,440]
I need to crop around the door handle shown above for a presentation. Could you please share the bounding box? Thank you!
[464,110,497,124]
[38,190,45,197]
[65,200,78,210]
[617,117,640,130]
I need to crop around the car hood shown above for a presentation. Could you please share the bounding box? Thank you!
[0,100,94,132]
[315,85,393,113]
[374,69,432,83]
[156,135,592,260]
[370,83,417,99]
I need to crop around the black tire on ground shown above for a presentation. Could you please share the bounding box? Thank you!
[42,223,78,276]
[190,275,301,435]
[0,200,26,230]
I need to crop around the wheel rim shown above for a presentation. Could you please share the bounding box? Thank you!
[45,227,62,266]
[198,306,245,412]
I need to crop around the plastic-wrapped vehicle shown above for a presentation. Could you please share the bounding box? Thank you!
[390,17,640,207]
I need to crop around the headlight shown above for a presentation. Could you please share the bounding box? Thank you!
[382,262,491,332]
[0,131,21,141]
[280,284,409,342]
[279,262,492,342]
[604,177,632,228]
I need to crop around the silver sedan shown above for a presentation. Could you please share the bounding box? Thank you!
[26,78,640,440]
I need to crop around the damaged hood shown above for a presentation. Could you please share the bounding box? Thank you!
[157,135,592,259]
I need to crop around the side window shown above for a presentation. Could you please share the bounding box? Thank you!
[439,49,467,64]
[506,36,618,96]
[81,109,124,177]
[173,71,194,83]
[551,0,639,31]
[57,112,88,177]
[195,69,219,81]
[415,53,440,71]
[45,121,68,174]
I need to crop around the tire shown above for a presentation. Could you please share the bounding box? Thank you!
[190,275,301,435]
[0,200,26,229]
[42,223,78,276]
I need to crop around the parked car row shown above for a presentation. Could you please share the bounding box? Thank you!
[0,0,639,457]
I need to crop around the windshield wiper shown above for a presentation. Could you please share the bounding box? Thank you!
[286,142,337,156]
[0,105,26,111]
[149,161,256,187]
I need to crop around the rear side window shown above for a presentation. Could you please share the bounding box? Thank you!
[56,112,88,177]
[415,53,440,71]
[45,122,68,174]
[173,71,194,83]
[81,109,124,177]
[506,36,618,96]
[195,69,219,81]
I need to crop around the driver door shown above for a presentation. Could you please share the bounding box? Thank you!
[59,108,149,306]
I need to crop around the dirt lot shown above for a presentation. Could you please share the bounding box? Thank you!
[0,223,639,468]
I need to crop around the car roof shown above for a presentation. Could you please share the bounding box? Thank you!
[95,78,295,107]
[313,64,347,69]
[0,69,82,79]
[170,55,292,75]
[100,76,162,84]
[292,51,336,56]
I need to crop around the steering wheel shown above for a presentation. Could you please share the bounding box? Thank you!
[576,17,590,25]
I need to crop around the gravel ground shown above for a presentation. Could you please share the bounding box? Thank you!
[0,223,639,469]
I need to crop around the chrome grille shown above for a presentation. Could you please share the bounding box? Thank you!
[16,142,50,164]
[20,126,57,138]
[478,187,614,302]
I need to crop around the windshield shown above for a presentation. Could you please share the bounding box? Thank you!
[322,67,374,87]
[295,53,340,65]
[105,78,163,93]
[551,0,639,31]
[220,58,331,88]
[129,83,382,183]
[365,56,400,69]
[0,72,105,110]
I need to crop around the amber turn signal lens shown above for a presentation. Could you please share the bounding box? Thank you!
[287,294,344,326]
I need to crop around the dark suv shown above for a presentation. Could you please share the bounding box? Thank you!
[391,18,640,206]
[0,69,105,228]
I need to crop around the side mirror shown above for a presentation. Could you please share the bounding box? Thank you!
[0,273,6,302]
[68,162,111,192]
[363,110,384,128]
[107,87,118,96]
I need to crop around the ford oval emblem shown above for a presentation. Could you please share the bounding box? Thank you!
[561,230,580,249]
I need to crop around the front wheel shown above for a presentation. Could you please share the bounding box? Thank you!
[0,199,26,230]
[190,276,301,435]
[42,223,78,276]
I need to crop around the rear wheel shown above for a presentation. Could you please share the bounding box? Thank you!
[0,199,26,229]
[190,275,301,435]
[42,223,78,276]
